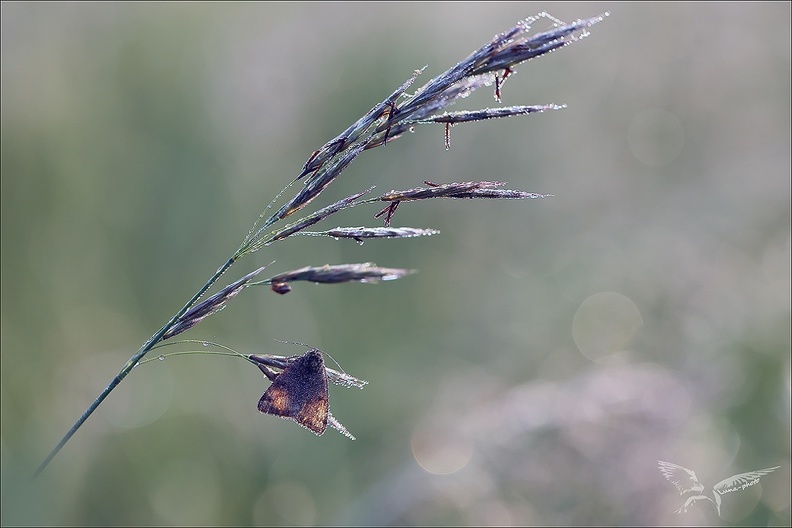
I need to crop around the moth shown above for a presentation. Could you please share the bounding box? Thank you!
[251,349,355,439]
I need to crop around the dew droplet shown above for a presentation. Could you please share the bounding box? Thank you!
[158,355,165,361]
[356,240,364,246]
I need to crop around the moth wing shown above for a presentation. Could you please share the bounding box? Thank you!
[295,396,329,435]
[258,382,300,417]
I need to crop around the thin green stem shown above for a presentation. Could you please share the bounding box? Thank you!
[34,257,238,479]
[33,10,606,479]
[138,340,250,366]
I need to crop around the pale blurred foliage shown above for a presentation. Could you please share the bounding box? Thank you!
[2,2,789,526]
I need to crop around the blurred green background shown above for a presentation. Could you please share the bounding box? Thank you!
[2,2,789,526]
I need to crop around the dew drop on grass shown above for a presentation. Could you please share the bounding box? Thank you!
[158,355,165,361]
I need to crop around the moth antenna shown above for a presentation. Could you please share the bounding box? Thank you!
[273,339,346,373]
[323,350,345,373]
[273,338,313,349]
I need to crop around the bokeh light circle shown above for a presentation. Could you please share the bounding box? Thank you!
[572,292,644,362]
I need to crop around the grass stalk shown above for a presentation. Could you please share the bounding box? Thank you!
[34,11,607,478]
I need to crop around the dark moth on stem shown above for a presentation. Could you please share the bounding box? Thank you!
[34,11,607,477]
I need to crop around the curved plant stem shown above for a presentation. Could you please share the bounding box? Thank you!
[33,257,237,478]
[33,11,607,478]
